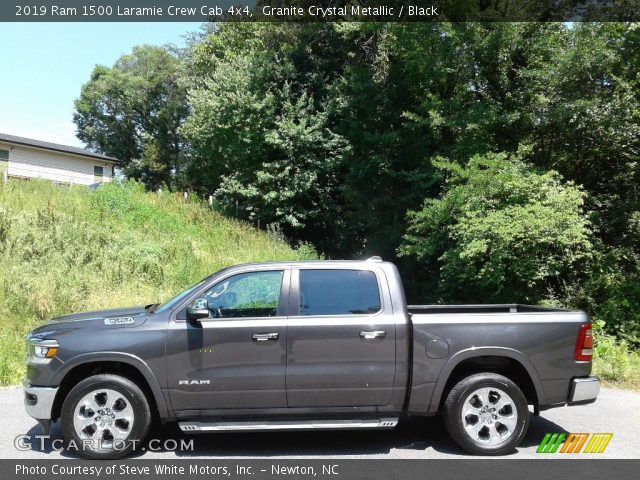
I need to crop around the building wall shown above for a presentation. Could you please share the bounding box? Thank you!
[0,141,114,186]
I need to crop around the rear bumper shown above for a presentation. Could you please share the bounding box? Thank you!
[568,376,600,404]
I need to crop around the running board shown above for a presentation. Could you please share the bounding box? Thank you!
[179,417,399,433]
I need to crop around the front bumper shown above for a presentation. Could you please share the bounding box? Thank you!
[569,376,600,404]
[23,382,58,420]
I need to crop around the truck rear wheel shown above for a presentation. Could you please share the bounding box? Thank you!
[443,372,529,455]
[61,374,151,459]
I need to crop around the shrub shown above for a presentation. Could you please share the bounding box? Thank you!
[399,152,594,304]
[592,320,632,382]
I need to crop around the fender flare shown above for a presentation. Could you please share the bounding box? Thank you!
[52,352,171,418]
[427,346,544,414]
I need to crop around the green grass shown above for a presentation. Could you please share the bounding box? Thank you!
[0,179,317,385]
[594,356,640,391]
[592,321,640,391]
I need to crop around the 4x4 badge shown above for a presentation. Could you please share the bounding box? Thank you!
[104,317,135,326]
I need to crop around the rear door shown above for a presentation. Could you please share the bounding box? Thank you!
[286,267,396,408]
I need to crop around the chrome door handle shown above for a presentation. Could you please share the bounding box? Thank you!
[252,333,279,341]
[360,330,386,339]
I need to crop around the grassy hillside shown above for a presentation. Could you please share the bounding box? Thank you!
[0,180,317,385]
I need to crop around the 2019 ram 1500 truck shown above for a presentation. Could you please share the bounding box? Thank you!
[24,258,599,459]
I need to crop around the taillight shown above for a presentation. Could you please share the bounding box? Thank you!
[575,323,593,361]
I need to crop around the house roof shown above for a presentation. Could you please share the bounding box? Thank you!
[0,132,119,164]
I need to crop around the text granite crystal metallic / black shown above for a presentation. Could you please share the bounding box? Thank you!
[23,257,599,459]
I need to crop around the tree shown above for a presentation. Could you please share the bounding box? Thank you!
[72,23,640,339]
[74,45,189,189]
[523,23,640,251]
[181,24,352,253]
[400,152,594,303]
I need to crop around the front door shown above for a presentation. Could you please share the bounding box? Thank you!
[166,268,289,413]
[286,268,397,408]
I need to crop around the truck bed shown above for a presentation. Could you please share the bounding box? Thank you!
[406,303,590,415]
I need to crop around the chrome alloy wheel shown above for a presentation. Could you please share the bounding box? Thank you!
[461,386,518,446]
[73,389,134,449]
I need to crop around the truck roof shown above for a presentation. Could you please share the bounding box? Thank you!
[203,257,390,280]
[220,257,387,269]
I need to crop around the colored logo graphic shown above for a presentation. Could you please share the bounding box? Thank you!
[537,433,613,454]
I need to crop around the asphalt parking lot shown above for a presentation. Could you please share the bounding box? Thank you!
[2,386,638,459]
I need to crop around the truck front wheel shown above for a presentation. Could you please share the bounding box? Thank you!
[443,372,529,455]
[61,374,152,459]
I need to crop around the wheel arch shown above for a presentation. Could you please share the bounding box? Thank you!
[50,352,171,422]
[428,347,543,415]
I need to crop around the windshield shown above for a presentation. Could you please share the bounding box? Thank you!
[155,278,208,313]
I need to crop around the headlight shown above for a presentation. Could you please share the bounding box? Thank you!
[27,338,59,363]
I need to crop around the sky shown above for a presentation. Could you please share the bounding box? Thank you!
[0,22,202,147]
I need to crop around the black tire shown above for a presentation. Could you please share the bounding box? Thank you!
[61,374,152,459]
[443,372,529,455]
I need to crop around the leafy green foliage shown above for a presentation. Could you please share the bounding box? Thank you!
[400,153,593,303]
[181,24,352,253]
[74,45,189,189]
[72,23,640,347]
[0,180,316,385]
[522,23,640,251]
[567,247,640,343]
[592,319,640,387]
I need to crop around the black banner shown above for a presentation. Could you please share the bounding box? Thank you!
[5,459,640,480]
[2,0,640,22]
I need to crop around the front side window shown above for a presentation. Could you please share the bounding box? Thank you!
[298,269,381,316]
[203,270,284,318]
[0,149,9,160]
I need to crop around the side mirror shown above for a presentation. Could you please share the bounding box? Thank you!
[186,298,210,321]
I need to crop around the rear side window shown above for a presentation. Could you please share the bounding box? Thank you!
[298,269,381,316]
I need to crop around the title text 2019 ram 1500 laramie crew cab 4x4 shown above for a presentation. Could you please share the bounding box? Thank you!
[24,258,599,458]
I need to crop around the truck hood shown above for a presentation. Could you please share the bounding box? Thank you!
[47,305,150,324]
[28,305,152,340]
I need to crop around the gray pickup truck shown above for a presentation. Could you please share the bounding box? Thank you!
[24,258,599,458]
